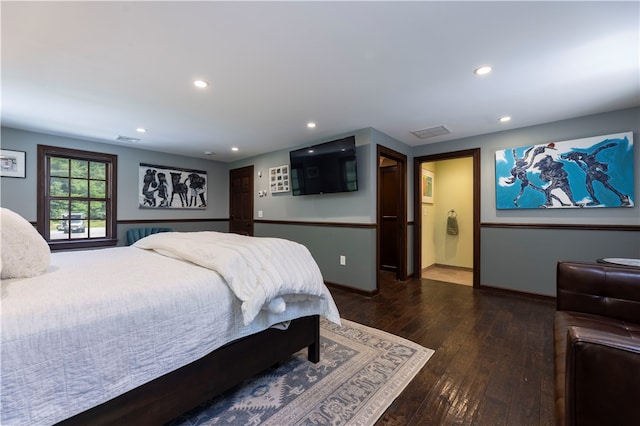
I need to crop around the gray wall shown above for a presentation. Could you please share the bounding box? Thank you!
[2,107,638,296]
[415,107,640,295]
[414,107,639,226]
[228,127,416,293]
[255,222,376,290]
[229,128,381,292]
[0,126,384,292]
[481,227,640,295]
[230,128,376,223]
[0,127,230,243]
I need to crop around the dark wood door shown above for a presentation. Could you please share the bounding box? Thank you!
[229,166,254,236]
[380,164,399,271]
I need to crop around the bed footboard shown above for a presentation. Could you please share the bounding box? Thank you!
[56,315,321,426]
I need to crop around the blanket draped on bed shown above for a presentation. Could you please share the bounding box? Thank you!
[134,231,340,326]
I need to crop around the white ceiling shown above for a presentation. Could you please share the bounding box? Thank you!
[2,1,639,163]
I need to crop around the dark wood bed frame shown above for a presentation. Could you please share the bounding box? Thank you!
[56,315,320,426]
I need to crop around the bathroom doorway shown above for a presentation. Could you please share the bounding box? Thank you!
[413,149,480,287]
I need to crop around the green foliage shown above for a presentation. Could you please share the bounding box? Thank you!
[49,156,108,221]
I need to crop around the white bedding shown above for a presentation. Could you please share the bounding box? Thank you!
[0,243,340,426]
[134,231,341,325]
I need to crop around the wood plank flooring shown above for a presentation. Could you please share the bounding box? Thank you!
[328,272,556,426]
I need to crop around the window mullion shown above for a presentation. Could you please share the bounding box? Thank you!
[38,145,117,249]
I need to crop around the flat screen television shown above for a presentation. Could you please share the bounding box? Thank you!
[289,136,358,196]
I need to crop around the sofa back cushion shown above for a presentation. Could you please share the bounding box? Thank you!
[557,261,640,324]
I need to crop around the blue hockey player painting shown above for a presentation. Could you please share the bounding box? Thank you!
[495,132,634,209]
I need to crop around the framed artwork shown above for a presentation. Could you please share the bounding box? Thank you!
[0,149,26,178]
[269,165,290,193]
[139,163,207,209]
[495,132,634,209]
[422,169,434,203]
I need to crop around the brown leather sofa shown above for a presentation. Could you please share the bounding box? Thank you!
[554,261,640,426]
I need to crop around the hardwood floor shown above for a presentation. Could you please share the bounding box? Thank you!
[329,272,556,426]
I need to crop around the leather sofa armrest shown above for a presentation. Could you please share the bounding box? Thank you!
[565,326,640,426]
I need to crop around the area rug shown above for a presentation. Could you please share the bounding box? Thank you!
[169,318,435,426]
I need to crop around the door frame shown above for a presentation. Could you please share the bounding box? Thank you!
[377,145,408,284]
[413,148,481,288]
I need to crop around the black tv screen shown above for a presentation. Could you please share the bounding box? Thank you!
[290,136,358,196]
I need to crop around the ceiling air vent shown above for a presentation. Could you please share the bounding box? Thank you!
[410,125,450,139]
[116,135,140,143]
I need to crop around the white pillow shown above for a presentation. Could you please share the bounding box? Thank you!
[0,207,51,279]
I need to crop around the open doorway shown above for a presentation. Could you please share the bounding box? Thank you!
[413,149,480,287]
[377,145,407,284]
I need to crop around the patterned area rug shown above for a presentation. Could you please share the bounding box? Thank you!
[170,318,434,426]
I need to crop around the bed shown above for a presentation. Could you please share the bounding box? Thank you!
[0,208,340,426]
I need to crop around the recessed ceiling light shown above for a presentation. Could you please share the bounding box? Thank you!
[499,116,512,122]
[307,122,316,128]
[231,147,239,152]
[136,128,147,133]
[474,65,492,76]
[194,80,209,88]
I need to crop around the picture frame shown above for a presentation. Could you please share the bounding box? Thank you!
[422,169,434,203]
[269,165,290,193]
[0,149,26,178]
[495,131,634,209]
[139,163,207,209]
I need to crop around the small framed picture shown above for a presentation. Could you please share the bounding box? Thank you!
[0,149,26,178]
[422,169,434,203]
[269,165,290,193]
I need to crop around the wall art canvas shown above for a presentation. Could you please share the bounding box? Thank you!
[422,169,434,204]
[495,132,634,209]
[139,163,207,209]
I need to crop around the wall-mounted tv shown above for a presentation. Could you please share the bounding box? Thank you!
[290,135,358,196]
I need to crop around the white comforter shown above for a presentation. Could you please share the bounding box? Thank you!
[1,241,339,426]
[134,231,341,325]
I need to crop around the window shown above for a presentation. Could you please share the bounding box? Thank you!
[37,145,117,250]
